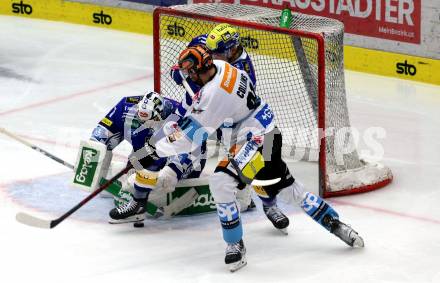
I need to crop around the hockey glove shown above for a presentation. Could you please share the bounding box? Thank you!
[129,143,159,171]
[170,64,184,86]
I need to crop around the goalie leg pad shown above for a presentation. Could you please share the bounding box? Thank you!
[72,140,112,192]
[300,192,339,231]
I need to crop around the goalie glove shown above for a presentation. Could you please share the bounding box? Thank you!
[156,166,178,193]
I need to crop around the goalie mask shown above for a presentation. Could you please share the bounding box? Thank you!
[206,23,240,58]
[137,91,164,122]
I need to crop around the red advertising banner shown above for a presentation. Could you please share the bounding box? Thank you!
[194,0,421,44]
[192,0,235,3]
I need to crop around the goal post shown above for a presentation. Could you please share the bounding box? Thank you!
[153,4,393,197]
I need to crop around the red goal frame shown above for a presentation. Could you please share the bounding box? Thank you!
[152,7,391,197]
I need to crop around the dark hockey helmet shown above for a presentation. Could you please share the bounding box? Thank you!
[178,45,213,76]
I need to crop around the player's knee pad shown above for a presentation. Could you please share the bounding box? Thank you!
[300,192,339,231]
[216,201,242,244]
[209,172,238,203]
[236,186,252,211]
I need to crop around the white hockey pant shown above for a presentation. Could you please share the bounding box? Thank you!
[209,171,251,212]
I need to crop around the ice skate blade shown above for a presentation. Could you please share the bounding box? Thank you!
[228,256,247,272]
[108,214,145,224]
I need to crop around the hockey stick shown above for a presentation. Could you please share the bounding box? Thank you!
[16,164,133,229]
[1,127,198,220]
[0,127,74,169]
[181,75,280,187]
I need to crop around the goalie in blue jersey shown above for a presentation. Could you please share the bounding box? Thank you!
[89,91,207,224]
[84,90,253,225]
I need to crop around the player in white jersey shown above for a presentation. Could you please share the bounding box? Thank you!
[144,46,364,272]
[171,23,289,232]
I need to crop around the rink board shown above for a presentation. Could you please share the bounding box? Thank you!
[0,0,438,85]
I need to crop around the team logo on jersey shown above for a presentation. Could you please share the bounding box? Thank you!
[125,97,141,104]
[254,104,273,128]
[220,63,237,94]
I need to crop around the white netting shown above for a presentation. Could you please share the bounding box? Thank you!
[154,4,392,196]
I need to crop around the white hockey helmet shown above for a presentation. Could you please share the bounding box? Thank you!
[137,91,164,121]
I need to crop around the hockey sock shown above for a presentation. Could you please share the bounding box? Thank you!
[217,201,243,244]
[260,196,277,207]
[133,184,151,199]
[300,192,339,232]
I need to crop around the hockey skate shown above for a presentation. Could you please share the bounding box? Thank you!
[326,216,364,248]
[225,239,247,272]
[109,196,147,224]
[263,204,289,235]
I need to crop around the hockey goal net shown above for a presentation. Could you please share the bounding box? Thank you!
[153,3,393,197]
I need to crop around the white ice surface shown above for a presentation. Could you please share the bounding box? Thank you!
[1,16,440,283]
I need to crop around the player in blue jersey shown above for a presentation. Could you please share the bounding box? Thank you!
[170,23,290,234]
[90,91,206,224]
[170,23,256,117]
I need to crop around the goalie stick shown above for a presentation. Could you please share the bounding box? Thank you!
[0,127,75,169]
[1,127,199,224]
[180,76,280,187]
